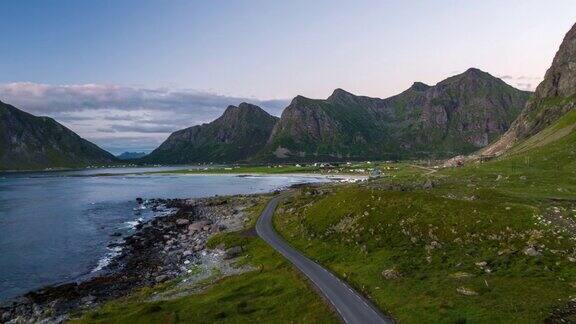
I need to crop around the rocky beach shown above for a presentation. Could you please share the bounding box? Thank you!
[0,193,269,323]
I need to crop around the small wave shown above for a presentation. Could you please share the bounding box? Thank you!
[123,217,144,229]
[92,246,123,273]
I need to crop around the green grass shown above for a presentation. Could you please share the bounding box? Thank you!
[274,184,576,323]
[272,120,576,323]
[71,200,337,324]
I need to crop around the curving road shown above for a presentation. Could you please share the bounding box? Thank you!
[256,195,394,324]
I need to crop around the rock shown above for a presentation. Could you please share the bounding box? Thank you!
[381,268,402,280]
[80,295,96,305]
[188,221,210,233]
[224,246,243,259]
[176,218,190,225]
[110,232,122,237]
[183,250,193,256]
[457,287,478,296]
[202,225,211,231]
[475,261,487,267]
[524,246,541,257]
[422,179,434,190]
[155,275,169,283]
[449,272,473,279]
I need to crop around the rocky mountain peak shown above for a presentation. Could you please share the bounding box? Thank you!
[326,88,360,104]
[533,23,576,99]
[435,68,510,93]
[459,68,495,81]
[290,95,315,106]
[328,88,354,98]
[221,102,270,120]
[409,82,431,92]
[482,22,576,155]
[237,102,262,110]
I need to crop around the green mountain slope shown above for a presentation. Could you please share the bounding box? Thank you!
[262,68,530,162]
[0,101,117,171]
[143,103,279,164]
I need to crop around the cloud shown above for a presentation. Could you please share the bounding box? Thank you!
[515,82,534,91]
[101,124,180,134]
[0,82,290,154]
[497,75,542,91]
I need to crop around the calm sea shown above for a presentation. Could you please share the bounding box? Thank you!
[0,167,326,301]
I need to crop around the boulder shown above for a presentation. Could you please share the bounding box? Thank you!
[176,218,190,226]
[381,268,402,280]
[155,275,169,283]
[224,246,243,259]
[523,246,541,257]
[475,261,487,267]
[422,179,434,190]
[188,221,210,233]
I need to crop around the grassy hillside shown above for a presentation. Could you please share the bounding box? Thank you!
[272,114,576,322]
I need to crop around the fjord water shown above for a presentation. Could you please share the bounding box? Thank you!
[0,167,325,301]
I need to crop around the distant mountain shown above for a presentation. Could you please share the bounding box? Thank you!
[143,70,529,164]
[483,22,576,156]
[144,103,279,164]
[261,68,531,161]
[117,152,148,160]
[0,101,117,170]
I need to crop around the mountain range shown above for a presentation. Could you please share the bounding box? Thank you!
[145,69,530,164]
[0,101,117,171]
[117,152,148,160]
[14,30,576,170]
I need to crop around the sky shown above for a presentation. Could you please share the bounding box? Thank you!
[1,0,575,154]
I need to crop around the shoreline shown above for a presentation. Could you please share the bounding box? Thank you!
[0,193,275,323]
[166,172,369,181]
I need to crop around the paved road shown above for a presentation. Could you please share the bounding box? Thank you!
[256,196,394,324]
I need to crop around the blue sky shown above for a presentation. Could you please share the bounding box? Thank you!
[1,1,575,153]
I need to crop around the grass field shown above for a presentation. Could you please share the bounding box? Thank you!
[272,121,576,322]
